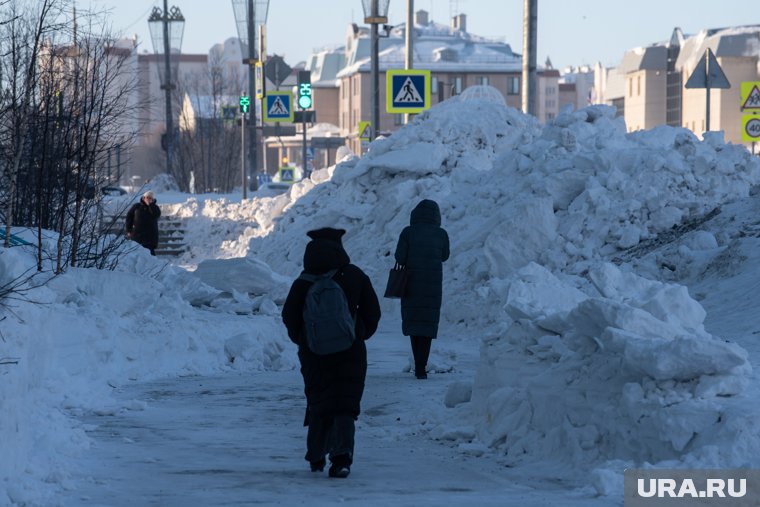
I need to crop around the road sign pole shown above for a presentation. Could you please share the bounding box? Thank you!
[705,50,711,132]
[241,111,246,199]
[371,0,379,141]
[302,113,308,179]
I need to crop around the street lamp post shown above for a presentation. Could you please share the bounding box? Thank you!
[361,0,390,141]
[232,0,270,197]
[148,1,185,178]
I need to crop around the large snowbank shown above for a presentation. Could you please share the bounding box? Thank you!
[470,262,751,475]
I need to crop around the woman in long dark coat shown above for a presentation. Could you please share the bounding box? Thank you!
[394,199,450,379]
[125,191,161,255]
[282,227,381,478]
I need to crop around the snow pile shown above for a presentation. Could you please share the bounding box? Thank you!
[0,246,295,503]
[470,262,750,475]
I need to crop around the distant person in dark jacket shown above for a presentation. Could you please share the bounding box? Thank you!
[394,199,450,379]
[282,227,381,478]
[125,191,161,255]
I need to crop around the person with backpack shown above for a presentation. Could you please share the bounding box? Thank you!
[282,227,381,478]
[394,199,450,379]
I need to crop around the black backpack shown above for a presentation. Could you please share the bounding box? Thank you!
[299,269,356,355]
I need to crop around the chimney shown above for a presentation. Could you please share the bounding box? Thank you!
[451,13,466,33]
[415,9,429,26]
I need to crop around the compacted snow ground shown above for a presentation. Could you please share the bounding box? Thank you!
[56,321,616,507]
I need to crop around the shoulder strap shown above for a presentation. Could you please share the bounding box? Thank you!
[298,268,339,283]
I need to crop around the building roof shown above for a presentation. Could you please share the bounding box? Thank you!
[336,18,522,77]
[618,45,667,73]
[306,48,346,86]
[676,25,760,73]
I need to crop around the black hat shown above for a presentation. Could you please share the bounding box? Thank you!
[306,227,346,242]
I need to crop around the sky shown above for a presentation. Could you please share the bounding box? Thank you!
[5,87,760,504]
[89,0,759,71]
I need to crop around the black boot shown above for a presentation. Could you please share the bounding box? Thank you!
[328,454,351,478]
[310,457,326,472]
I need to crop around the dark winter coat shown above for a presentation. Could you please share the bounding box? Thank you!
[126,199,161,250]
[394,200,450,338]
[282,228,381,422]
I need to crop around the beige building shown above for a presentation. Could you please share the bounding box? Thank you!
[595,26,760,148]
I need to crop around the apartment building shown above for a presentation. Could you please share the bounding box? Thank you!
[310,10,559,155]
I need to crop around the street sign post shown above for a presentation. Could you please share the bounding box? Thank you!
[685,48,730,131]
[386,69,431,114]
[263,91,294,122]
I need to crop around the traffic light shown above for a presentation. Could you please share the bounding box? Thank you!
[297,70,312,110]
[239,95,250,114]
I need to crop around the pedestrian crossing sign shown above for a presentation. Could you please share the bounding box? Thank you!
[386,69,431,114]
[263,91,294,122]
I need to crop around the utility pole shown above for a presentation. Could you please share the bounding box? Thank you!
[405,0,414,124]
[246,0,258,194]
[162,0,175,177]
[522,0,537,116]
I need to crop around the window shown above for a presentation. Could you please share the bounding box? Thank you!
[454,76,462,94]
[701,119,705,131]
[507,76,520,95]
[354,76,359,96]
[431,76,438,94]
[546,112,555,120]
[546,86,555,96]
[476,76,489,86]
[637,75,641,96]
[629,78,633,97]
[546,100,555,108]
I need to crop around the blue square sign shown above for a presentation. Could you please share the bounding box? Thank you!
[387,70,431,113]
[263,91,294,122]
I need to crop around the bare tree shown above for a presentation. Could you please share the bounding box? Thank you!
[1,0,143,286]
[1,0,62,248]
[176,48,244,193]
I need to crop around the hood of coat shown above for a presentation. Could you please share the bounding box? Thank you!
[410,199,441,226]
[303,227,350,273]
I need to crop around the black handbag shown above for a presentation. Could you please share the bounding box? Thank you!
[383,263,408,299]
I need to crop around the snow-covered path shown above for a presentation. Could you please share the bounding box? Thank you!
[57,323,616,507]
